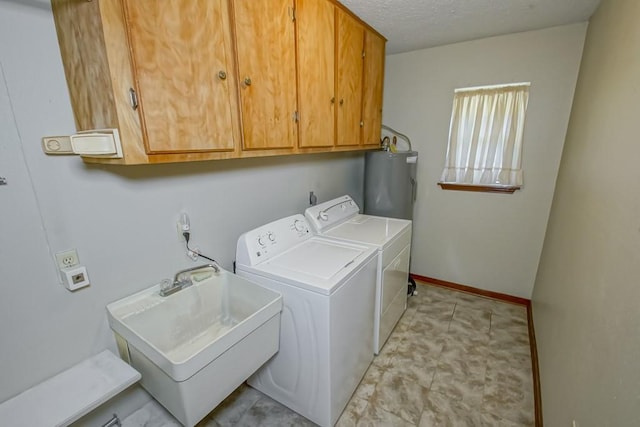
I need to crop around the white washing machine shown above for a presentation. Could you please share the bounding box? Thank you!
[305,195,412,354]
[235,214,377,427]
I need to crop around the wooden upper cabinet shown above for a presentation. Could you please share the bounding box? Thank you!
[297,2,386,152]
[123,0,237,153]
[336,9,365,147]
[296,0,335,148]
[232,0,298,151]
[362,29,386,147]
[52,0,144,164]
[52,0,240,164]
[52,0,384,164]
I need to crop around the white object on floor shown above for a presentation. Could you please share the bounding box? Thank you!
[236,214,378,427]
[306,195,412,354]
[106,268,283,427]
[0,350,140,427]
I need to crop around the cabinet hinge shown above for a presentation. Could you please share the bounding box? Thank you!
[362,50,366,58]
[128,87,139,110]
[293,111,299,122]
[289,5,296,21]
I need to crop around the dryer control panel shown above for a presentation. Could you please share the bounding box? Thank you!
[305,195,360,233]
[236,214,311,266]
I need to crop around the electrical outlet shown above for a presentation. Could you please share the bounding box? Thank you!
[42,136,74,155]
[177,212,190,240]
[55,249,79,269]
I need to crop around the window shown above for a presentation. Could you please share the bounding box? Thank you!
[438,83,530,194]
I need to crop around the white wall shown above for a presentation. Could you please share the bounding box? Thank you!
[532,0,640,424]
[383,24,587,298]
[0,1,364,421]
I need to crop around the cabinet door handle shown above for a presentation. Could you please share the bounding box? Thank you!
[129,88,138,110]
[339,99,344,106]
[330,97,335,104]
[244,77,252,86]
[218,70,227,80]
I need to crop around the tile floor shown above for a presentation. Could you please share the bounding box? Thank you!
[123,282,535,427]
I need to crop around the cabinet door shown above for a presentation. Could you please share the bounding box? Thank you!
[336,9,364,147]
[297,0,335,148]
[233,0,298,150]
[123,0,237,154]
[362,30,386,147]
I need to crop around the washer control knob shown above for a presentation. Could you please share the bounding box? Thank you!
[268,232,275,241]
[293,219,306,232]
[257,237,265,246]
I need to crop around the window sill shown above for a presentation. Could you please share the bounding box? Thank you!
[437,182,521,194]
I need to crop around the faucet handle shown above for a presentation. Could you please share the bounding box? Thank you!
[210,261,221,273]
[160,278,173,293]
[175,273,192,286]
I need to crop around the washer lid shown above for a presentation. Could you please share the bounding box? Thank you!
[269,239,363,280]
[323,215,411,248]
[241,237,376,295]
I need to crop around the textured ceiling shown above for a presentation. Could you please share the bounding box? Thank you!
[3,0,600,55]
[341,0,600,54]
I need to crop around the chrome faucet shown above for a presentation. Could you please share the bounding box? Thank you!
[159,263,220,297]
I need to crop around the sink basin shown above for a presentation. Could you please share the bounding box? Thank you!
[106,268,282,427]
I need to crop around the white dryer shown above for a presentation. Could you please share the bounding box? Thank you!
[305,195,412,354]
[235,214,377,427]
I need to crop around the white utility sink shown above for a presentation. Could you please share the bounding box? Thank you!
[106,267,282,427]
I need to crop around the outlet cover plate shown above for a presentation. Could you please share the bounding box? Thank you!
[55,249,79,269]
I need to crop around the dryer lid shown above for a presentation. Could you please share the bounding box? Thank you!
[323,215,411,248]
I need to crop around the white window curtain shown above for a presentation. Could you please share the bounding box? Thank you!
[440,83,530,187]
